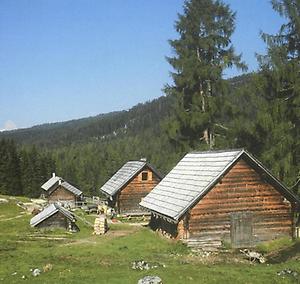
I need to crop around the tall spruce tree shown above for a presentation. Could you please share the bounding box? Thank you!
[254,0,300,187]
[165,0,246,151]
[0,139,22,196]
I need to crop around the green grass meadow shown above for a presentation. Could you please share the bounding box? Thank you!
[0,196,300,283]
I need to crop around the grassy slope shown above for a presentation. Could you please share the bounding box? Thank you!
[0,196,300,284]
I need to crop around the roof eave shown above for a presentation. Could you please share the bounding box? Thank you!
[30,208,59,227]
[99,188,115,198]
[242,150,300,206]
[145,162,164,180]
[139,205,178,224]
[176,149,300,220]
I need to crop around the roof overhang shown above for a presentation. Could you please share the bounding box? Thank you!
[141,149,300,221]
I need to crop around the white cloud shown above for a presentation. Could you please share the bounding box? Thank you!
[0,120,17,132]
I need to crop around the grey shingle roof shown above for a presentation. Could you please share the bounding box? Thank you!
[41,176,62,191]
[61,181,82,196]
[30,203,75,227]
[140,149,300,222]
[100,161,146,196]
[100,161,161,197]
[41,175,82,196]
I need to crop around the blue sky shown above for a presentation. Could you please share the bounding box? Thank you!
[0,0,285,130]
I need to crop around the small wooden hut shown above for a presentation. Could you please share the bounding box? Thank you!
[30,203,78,231]
[140,149,300,249]
[41,173,83,207]
[100,159,162,215]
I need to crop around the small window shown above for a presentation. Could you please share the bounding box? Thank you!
[141,172,148,181]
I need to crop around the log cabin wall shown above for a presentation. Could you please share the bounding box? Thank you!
[117,167,161,214]
[36,211,68,229]
[184,159,293,248]
[149,215,178,237]
[48,186,76,203]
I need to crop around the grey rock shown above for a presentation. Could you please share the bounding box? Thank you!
[277,268,298,278]
[138,276,162,284]
[240,249,265,263]
[32,268,41,277]
[132,260,164,271]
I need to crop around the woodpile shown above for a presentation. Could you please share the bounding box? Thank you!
[93,214,108,235]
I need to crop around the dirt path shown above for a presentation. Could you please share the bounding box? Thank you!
[64,226,140,246]
[0,214,24,222]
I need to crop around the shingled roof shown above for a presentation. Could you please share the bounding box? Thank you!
[140,149,300,222]
[61,181,82,196]
[30,203,75,227]
[41,175,61,191]
[100,160,162,197]
[41,174,82,197]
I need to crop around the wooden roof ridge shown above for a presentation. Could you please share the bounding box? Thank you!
[140,149,300,222]
[190,148,244,154]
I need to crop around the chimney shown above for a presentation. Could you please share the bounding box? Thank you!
[140,158,147,162]
[59,179,62,185]
[52,173,56,178]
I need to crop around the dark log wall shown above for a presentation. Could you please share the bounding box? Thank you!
[181,159,293,248]
[117,167,161,214]
[36,211,68,229]
[149,215,178,237]
[48,186,76,203]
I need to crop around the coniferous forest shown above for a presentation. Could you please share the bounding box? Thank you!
[0,0,299,198]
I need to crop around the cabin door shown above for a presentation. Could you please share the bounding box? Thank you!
[230,212,253,248]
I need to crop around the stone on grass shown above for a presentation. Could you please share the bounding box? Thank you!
[137,275,162,284]
[277,269,298,278]
[240,249,266,263]
[32,268,41,277]
[132,260,164,271]
[0,198,8,204]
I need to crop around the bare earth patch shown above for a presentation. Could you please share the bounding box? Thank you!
[0,214,24,222]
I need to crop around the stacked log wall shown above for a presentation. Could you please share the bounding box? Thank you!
[118,168,161,214]
[48,186,76,203]
[36,211,68,229]
[149,215,178,237]
[183,159,293,248]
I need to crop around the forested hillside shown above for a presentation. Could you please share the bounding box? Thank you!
[0,70,298,198]
[0,96,172,147]
[0,95,180,197]
[0,0,298,199]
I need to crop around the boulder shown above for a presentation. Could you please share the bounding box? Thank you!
[137,276,162,284]
[32,268,41,277]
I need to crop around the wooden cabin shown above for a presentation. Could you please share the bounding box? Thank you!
[30,203,78,231]
[140,149,300,249]
[100,160,162,215]
[41,173,83,207]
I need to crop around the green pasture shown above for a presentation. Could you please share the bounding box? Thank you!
[0,196,299,284]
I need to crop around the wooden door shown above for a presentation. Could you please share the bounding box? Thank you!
[230,212,253,248]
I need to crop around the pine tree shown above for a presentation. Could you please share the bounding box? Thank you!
[254,0,300,187]
[0,139,22,196]
[165,0,246,151]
